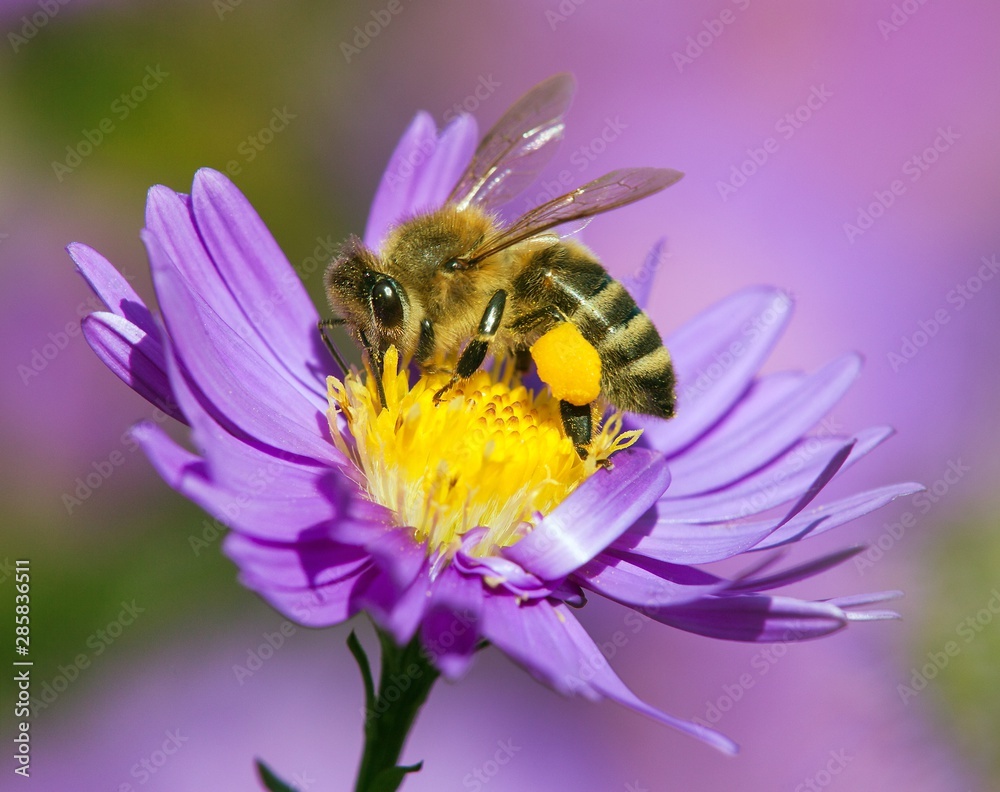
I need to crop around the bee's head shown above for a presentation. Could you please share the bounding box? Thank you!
[324,236,417,357]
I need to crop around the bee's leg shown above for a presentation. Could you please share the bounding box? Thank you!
[513,347,532,374]
[507,305,565,335]
[434,289,507,403]
[358,329,389,410]
[317,318,350,375]
[560,400,592,460]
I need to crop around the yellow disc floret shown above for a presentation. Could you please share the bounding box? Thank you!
[326,347,640,560]
[530,322,602,406]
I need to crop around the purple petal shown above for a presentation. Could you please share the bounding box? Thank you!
[358,565,432,646]
[69,242,159,336]
[82,313,184,422]
[408,114,478,214]
[190,169,328,408]
[665,356,860,497]
[656,438,855,523]
[481,595,738,754]
[243,569,372,628]
[144,231,336,463]
[223,533,371,591]
[421,566,484,680]
[504,448,670,581]
[364,112,438,249]
[649,595,849,642]
[635,287,793,454]
[729,546,864,592]
[145,184,326,411]
[131,421,354,542]
[574,550,724,608]
[751,481,924,550]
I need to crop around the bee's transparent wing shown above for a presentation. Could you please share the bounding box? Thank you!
[447,73,575,212]
[466,168,684,265]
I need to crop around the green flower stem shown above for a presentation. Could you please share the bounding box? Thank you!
[350,626,440,792]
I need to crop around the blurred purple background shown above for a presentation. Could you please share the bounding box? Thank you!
[2,2,998,790]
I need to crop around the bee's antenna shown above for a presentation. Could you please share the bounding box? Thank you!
[318,318,351,376]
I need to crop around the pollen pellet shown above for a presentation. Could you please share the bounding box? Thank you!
[530,322,602,406]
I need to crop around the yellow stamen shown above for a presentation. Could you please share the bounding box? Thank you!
[327,347,641,559]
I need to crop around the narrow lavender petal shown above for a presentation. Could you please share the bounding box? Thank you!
[144,231,336,463]
[751,482,924,550]
[82,313,184,422]
[481,595,738,754]
[504,448,670,581]
[223,533,371,590]
[846,608,901,622]
[421,566,484,680]
[665,356,861,497]
[190,169,328,408]
[364,112,438,249]
[573,550,724,608]
[408,114,478,213]
[242,568,372,628]
[69,242,159,336]
[656,438,854,523]
[728,547,864,593]
[453,550,550,599]
[648,595,848,642]
[620,238,666,309]
[634,287,793,455]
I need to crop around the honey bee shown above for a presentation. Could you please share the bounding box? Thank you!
[322,73,682,458]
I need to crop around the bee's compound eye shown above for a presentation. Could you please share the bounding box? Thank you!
[370,278,404,329]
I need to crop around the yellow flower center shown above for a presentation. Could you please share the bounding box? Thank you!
[326,347,640,559]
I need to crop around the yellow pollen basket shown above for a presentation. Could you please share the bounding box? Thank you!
[326,347,640,559]
[530,322,602,406]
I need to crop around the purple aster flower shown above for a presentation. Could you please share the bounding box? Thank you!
[71,84,920,761]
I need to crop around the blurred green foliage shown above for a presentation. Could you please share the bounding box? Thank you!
[915,509,1000,782]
